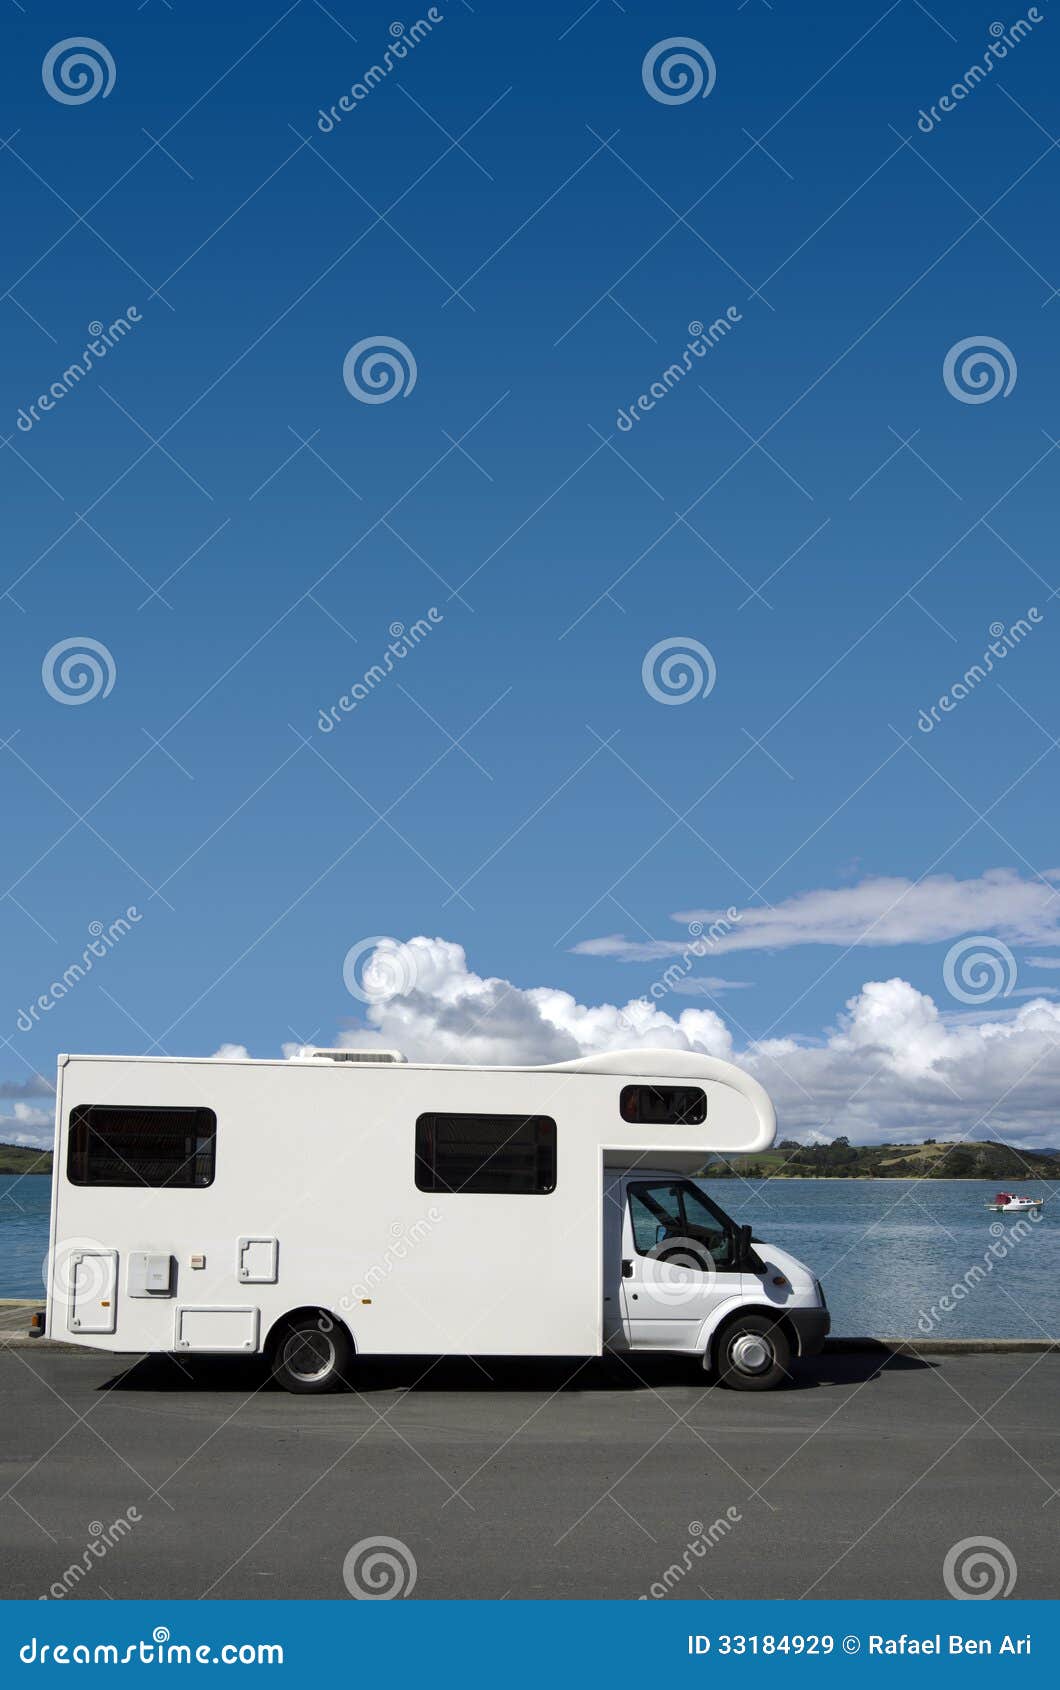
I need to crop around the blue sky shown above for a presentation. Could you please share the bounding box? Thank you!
[3,0,1059,1144]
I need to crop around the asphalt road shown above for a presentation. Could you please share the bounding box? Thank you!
[0,1348,1055,1601]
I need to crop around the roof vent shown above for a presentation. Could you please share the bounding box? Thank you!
[305,1048,406,1064]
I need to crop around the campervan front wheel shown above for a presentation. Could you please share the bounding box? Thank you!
[270,1315,353,1394]
[714,1314,791,1392]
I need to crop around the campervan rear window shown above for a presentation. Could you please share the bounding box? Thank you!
[619,1085,707,1126]
[415,1113,556,1195]
[67,1105,216,1188]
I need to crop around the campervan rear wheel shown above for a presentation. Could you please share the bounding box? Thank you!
[271,1315,352,1394]
[714,1314,791,1392]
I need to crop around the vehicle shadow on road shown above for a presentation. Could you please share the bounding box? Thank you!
[790,1348,936,1389]
[97,1346,935,1395]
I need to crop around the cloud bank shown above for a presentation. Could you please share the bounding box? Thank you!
[6,926,1058,1149]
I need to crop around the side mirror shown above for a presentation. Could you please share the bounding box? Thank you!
[734,1224,753,1269]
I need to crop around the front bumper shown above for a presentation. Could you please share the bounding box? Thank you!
[787,1307,830,1357]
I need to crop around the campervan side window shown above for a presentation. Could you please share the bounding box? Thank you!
[619,1085,706,1126]
[415,1113,557,1195]
[67,1105,216,1188]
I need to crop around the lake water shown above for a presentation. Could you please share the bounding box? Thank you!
[1,1175,1055,1338]
[731,1177,1057,1340]
[0,1174,53,1300]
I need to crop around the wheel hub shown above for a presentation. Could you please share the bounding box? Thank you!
[731,1332,772,1373]
[282,1329,335,1382]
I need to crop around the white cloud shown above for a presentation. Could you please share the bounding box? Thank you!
[574,868,1060,960]
[0,1101,54,1147]
[335,937,1060,1147]
[10,1102,52,1128]
[336,936,734,1067]
[752,980,1060,1143]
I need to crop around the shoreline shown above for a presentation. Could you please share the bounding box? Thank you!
[709,1174,1058,1182]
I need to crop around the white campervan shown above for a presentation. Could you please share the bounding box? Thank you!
[37,1047,829,1392]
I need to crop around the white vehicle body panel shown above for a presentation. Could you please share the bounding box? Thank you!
[43,1048,811,1363]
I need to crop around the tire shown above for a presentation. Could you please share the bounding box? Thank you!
[714,1314,791,1392]
[271,1314,352,1394]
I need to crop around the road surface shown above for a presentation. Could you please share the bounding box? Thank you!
[0,1348,1055,1600]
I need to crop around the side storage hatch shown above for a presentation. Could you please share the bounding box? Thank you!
[68,1249,118,1334]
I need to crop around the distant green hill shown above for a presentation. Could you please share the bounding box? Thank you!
[0,1143,52,1175]
[703,1138,1059,1181]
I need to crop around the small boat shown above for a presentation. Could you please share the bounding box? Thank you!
[987,1191,1045,1214]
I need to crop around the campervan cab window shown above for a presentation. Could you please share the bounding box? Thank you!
[619,1085,706,1126]
[628,1179,735,1268]
[67,1105,216,1188]
[415,1112,557,1195]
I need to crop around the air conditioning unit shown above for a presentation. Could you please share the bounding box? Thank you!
[302,1048,406,1064]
